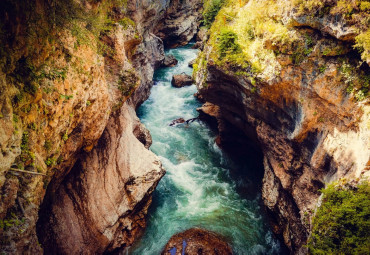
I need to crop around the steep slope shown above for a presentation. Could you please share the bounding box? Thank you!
[194,0,370,253]
[0,0,202,253]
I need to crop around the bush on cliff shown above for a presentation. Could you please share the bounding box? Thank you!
[203,0,225,28]
[218,29,241,58]
[308,181,370,255]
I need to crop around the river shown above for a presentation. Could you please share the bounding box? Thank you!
[129,44,284,255]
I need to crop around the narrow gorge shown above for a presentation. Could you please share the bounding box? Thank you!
[0,0,369,254]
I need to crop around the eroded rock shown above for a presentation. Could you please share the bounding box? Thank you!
[154,0,203,48]
[169,118,185,126]
[38,103,165,254]
[162,54,178,67]
[171,73,193,88]
[195,12,370,252]
[162,228,232,255]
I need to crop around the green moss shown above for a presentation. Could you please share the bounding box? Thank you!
[307,181,370,254]
[0,213,25,231]
[62,132,68,142]
[44,140,52,151]
[45,157,57,166]
[118,17,135,29]
[319,65,326,73]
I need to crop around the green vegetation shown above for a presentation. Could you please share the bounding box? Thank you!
[45,157,57,167]
[118,17,136,29]
[308,181,370,254]
[204,0,301,78]
[0,212,25,231]
[319,65,326,73]
[44,140,52,151]
[292,0,370,63]
[340,61,369,100]
[117,69,138,98]
[198,0,369,99]
[218,29,241,58]
[355,29,370,64]
[62,131,68,142]
[202,0,225,28]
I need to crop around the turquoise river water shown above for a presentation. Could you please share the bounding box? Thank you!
[129,44,285,255]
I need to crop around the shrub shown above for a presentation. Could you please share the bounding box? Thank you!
[307,181,370,254]
[218,29,241,58]
[355,29,370,63]
[203,0,225,28]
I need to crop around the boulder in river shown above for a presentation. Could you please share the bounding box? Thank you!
[169,118,185,126]
[192,41,203,49]
[162,228,232,255]
[171,73,193,88]
[162,54,178,67]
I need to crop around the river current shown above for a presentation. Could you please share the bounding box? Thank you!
[130,44,284,255]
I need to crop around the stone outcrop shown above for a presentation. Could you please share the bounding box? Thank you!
[162,228,232,255]
[154,0,204,48]
[171,73,193,88]
[196,56,370,254]
[194,0,370,253]
[37,103,164,254]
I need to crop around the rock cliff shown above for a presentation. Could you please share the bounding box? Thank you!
[195,0,370,253]
[0,0,201,253]
[154,0,203,48]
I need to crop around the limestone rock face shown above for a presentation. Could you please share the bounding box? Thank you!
[154,0,203,48]
[194,2,370,251]
[38,103,164,254]
[196,59,370,252]
[162,228,232,255]
[0,0,203,252]
[171,74,193,88]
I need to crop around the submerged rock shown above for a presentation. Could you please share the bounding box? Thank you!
[171,73,193,88]
[169,118,186,126]
[162,54,178,67]
[162,228,232,255]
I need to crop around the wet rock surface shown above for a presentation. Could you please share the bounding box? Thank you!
[154,0,203,48]
[169,118,185,126]
[162,54,179,67]
[162,228,232,255]
[171,74,193,88]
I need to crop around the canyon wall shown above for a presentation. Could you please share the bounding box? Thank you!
[195,0,369,253]
[0,0,202,253]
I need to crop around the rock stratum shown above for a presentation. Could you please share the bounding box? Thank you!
[0,0,202,253]
[195,0,369,253]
